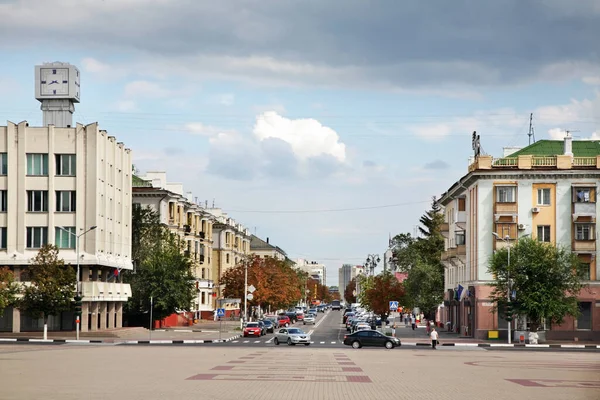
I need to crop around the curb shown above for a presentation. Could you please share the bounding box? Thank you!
[0,335,242,345]
[402,342,600,349]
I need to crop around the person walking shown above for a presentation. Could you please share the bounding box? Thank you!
[430,328,439,349]
[410,314,416,331]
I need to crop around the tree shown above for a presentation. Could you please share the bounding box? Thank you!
[20,245,76,340]
[488,237,586,332]
[344,278,356,304]
[363,271,406,322]
[390,233,418,272]
[356,274,374,307]
[418,196,442,237]
[0,267,20,317]
[126,205,196,325]
[402,261,444,318]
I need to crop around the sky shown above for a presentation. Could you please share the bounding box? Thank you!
[0,0,599,286]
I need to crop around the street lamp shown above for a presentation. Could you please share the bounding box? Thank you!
[59,225,97,340]
[364,254,380,276]
[244,261,248,323]
[492,232,512,344]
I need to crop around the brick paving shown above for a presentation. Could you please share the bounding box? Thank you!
[0,343,598,399]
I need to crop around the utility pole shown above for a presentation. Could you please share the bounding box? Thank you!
[528,113,536,145]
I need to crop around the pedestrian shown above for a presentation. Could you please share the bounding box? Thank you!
[404,313,409,326]
[411,314,416,330]
[425,318,430,335]
[430,328,439,349]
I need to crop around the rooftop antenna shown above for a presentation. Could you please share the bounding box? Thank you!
[205,200,208,208]
[528,113,536,145]
[212,198,215,208]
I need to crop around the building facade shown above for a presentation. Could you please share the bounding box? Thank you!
[296,259,327,286]
[438,135,600,341]
[132,171,216,317]
[338,264,360,299]
[249,235,287,260]
[0,121,133,333]
[207,208,250,308]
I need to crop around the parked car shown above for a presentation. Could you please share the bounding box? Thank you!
[243,322,263,337]
[262,319,275,333]
[257,320,267,335]
[342,311,355,324]
[317,305,325,313]
[343,330,400,349]
[274,327,311,346]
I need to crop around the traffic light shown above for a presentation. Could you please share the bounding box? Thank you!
[74,295,82,315]
[505,302,513,322]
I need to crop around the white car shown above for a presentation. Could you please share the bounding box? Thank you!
[274,327,311,346]
[303,314,316,325]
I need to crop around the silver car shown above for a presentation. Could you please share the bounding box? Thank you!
[303,313,316,325]
[274,327,311,346]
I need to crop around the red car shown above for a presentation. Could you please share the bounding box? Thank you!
[277,316,291,327]
[243,322,263,337]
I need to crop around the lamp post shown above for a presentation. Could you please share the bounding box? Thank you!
[59,226,97,340]
[364,254,380,276]
[492,232,512,344]
[244,261,248,323]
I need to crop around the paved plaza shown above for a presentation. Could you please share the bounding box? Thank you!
[0,343,598,400]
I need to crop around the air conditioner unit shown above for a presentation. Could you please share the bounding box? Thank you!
[518,224,526,230]
[532,207,540,213]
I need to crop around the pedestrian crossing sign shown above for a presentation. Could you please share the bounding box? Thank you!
[389,301,399,311]
[217,308,226,317]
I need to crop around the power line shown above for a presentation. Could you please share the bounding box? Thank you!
[225,199,432,214]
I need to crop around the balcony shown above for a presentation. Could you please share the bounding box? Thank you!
[184,224,192,234]
[573,240,596,253]
[199,231,206,239]
[440,222,449,234]
[81,282,131,302]
[197,279,214,290]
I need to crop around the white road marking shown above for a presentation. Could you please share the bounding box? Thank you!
[232,340,239,343]
[331,341,336,344]
[265,338,274,343]
[320,341,325,344]
[254,340,261,343]
[243,340,249,343]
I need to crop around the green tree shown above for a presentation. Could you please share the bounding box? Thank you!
[20,245,76,340]
[363,271,406,322]
[343,278,356,304]
[488,237,586,332]
[356,274,374,307]
[0,267,20,317]
[126,205,195,326]
[390,233,418,272]
[402,261,444,318]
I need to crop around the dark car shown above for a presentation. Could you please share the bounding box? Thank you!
[257,320,267,335]
[343,330,401,349]
[284,312,298,323]
[262,319,275,333]
[342,312,355,324]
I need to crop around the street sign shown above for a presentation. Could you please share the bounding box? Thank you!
[389,301,399,311]
[248,285,256,293]
[247,293,254,301]
[216,308,225,317]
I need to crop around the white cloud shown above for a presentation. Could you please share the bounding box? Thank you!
[218,93,235,106]
[253,111,346,162]
[184,123,235,137]
[114,100,137,112]
[538,92,600,140]
[253,103,287,115]
[124,80,168,99]
[583,76,600,86]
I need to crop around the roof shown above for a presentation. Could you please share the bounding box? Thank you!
[132,174,152,187]
[507,140,600,158]
[250,234,274,250]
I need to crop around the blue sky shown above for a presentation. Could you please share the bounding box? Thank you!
[1,0,598,286]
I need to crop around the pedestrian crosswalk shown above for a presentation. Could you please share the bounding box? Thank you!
[233,340,341,345]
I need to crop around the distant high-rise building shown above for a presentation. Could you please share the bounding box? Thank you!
[338,264,360,299]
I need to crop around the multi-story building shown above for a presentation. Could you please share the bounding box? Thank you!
[438,134,600,341]
[132,171,215,317]
[296,259,327,286]
[338,264,360,299]
[207,208,250,307]
[0,62,133,334]
[249,235,287,260]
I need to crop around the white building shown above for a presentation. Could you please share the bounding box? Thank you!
[296,259,327,286]
[250,235,287,260]
[132,171,216,318]
[338,264,360,299]
[0,62,133,334]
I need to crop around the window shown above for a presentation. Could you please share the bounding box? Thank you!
[26,227,48,248]
[55,227,76,249]
[0,153,7,175]
[56,191,76,212]
[458,198,466,211]
[495,223,517,240]
[496,186,516,203]
[537,188,551,205]
[0,190,6,212]
[573,188,595,203]
[26,154,48,176]
[577,302,592,330]
[536,225,551,242]
[0,227,6,249]
[27,190,48,212]
[580,263,591,281]
[201,268,206,279]
[55,154,76,176]
[226,253,230,264]
[456,233,466,246]
[575,224,594,241]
